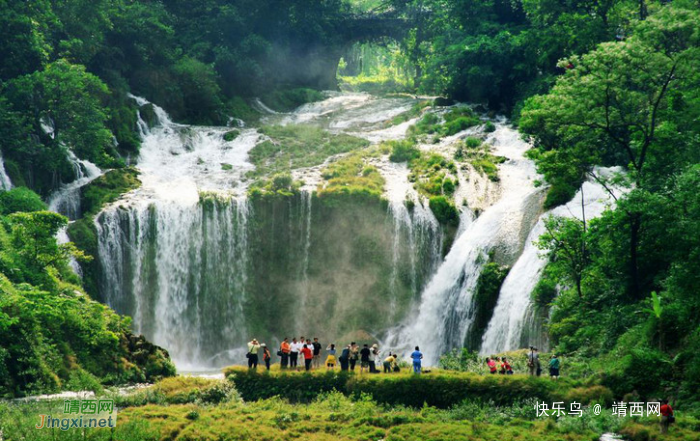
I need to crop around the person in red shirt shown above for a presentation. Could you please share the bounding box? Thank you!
[660,399,674,434]
[301,344,314,371]
[486,357,497,374]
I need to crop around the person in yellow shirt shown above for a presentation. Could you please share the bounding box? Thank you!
[383,353,397,373]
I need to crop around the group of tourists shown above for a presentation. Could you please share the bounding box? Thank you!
[525,347,561,379]
[483,347,561,378]
[246,337,426,374]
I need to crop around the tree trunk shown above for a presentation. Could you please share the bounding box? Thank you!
[629,213,641,297]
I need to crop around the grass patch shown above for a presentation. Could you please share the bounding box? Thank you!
[408,106,481,139]
[224,366,611,408]
[386,100,432,127]
[1,376,696,441]
[408,152,458,199]
[249,124,370,177]
[260,88,325,112]
[455,137,506,182]
[317,149,385,200]
[80,167,141,216]
[223,129,240,142]
[339,73,413,94]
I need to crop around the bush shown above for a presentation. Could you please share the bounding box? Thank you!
[223,130,240,142]
[261,88,324,112]
[0,187,47,214]
[429,196,459,226]
[388,140,421,163]
[226,368,609,409]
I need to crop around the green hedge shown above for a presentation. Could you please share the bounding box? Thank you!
[226,368,612,408]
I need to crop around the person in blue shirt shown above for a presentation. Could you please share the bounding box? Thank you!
[410,346,423,374]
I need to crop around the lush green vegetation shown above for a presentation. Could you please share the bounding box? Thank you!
[515,2,700,407]
[0,186,172,397]
[408,107,481,140]
[318,149,386,200]
[456,137,507,182]
[4,375,697,441]
[249,125,370,177]
[260,88,325,112]
[225,366,613,408]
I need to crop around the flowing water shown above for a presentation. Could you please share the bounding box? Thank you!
[93,93,441,368]
[384,123,543,365]
[0,154,12,191]
[81,91,623,369]
[480,171,625,354]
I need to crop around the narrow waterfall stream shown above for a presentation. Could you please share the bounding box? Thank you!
[480,171,626,354]
[384,123,543,365]
[0,154,12,191]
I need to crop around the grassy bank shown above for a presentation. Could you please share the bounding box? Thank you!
[1,376,697,441]
[224,366,613,408]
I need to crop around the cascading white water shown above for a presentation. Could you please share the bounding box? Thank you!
[48,151,102,220]
[480,168,626,354]
[385,123,543,365]
[93,93,443,368]
[0,154,12,191]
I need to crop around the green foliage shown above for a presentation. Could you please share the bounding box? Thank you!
[0,187,47,214]
[226,367,609,409]
[250,124,370,177]
[467,260,510,349]
[81,168,141,216]
[223,130,240,142]
[260,88,324,112]
[429,196,459,226]
[407,151,458,199]
[388,139,420,163]
[409,107,480,139]
[319,150,385,199]
[455,138,506,182]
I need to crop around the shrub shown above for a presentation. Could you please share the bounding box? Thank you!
[388,140,421,163]
[226,368,609,409]
[429,196,459,226]
[0,187,47,214]
[223,130,240,142]
[484,121,496,132]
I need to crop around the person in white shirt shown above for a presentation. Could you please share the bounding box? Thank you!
[290,337,301,370]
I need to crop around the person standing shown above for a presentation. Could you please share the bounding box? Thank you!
[326,344,337,370]
[247,339,260,369]
[411,346,423,374]
[280,338,291,369]
[301,344,314,371]
[369,344,379,373]
[660,399,674,434]
[349,342,359,371]
[339,345,350,371]
[312,338,322,369]
[262,344,271,371]
[360,344,371,374]
[290,337,301,370]
[527,347,540,376]
[549,354,560,379]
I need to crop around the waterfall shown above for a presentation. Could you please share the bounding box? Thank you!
[296,190,313,330]
[386,123,542,365]
[0,154,12,191]
[48,151,102,220]
[96,196,251,368]
[480,170,626,354]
